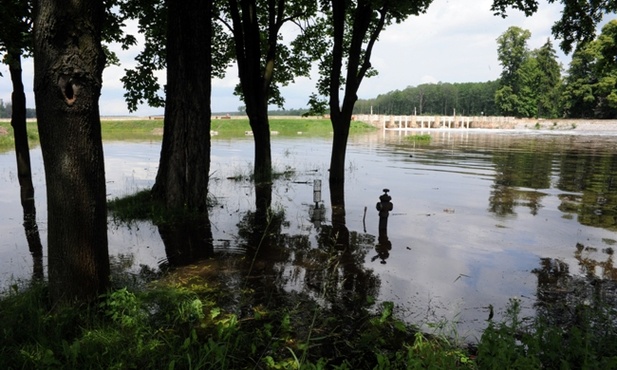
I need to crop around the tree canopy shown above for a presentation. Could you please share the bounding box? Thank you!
[491,0,617,54]
[563,19,617,118]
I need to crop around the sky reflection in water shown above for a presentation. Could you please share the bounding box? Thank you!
[2,130,617,339]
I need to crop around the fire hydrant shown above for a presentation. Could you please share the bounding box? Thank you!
[376,189,393,231]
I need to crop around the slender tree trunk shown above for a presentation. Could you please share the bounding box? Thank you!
[8,50,44,281]
[152,0,212,211]
[8,51,34,212]
[329,118,351,184]
[327,1,384,185]
[33,0,109,302]
[228,0,274,184]
[248,105,272,184]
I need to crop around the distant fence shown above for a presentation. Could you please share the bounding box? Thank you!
[354,114,517,130]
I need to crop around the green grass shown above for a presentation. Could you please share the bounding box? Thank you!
[101,117,375,140]
[4,253,617,369]
[0,121,39,153]
[405,133,432,142]
[210,117,375,138]
[1,118,376,150]
[0,276,477,370]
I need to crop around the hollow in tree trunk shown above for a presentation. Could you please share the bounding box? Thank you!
[33,0,109,303]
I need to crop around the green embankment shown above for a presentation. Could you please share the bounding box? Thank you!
[0,117,376,151]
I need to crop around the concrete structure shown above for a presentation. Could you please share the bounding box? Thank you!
[354,114,517,130]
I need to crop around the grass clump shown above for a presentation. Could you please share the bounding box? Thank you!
[0,280,477,370]
[107,189,216,227]
[477,298,617,369]
[406,133,432,142]
[4,273,617,368]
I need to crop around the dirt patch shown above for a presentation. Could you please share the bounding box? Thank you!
[0,126,9,136]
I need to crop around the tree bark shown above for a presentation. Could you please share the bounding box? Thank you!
[327,1,385,184]
[152,0,212,211]
[228,0,274,184]
[157,215,214,267]
[8,49,44,281]
[33,0,109,302]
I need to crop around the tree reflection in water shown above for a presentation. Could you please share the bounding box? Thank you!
[532,243,617,330]
[309,180,379,313]
[209,179,381,319]
[157,214,214,268]
[23,203,44,282]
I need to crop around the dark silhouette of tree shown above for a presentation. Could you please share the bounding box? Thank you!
[151,0,213,211]
[0,0,44,281]
[300,0,432,185]
[491,0,616,54]
[33,0,110,302]
[217,0,313,183]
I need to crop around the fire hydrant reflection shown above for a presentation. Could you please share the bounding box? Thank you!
[372,231,392,264]
[376,188,393,231]
[373,189,393,264]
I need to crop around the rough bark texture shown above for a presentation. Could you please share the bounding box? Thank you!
[152,0,212,211]
[33,0,109,302]
[8,50,44,281]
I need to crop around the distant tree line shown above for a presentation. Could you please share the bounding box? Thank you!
[355,20,617,119]
[0,100,36,118]
[353,81,501,116]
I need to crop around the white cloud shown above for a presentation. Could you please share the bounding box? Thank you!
[0,0,610,115]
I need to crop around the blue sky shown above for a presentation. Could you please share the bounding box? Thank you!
[1,0,611,117]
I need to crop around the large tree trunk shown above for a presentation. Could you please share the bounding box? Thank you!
[152,0,212,211]
[8,50,44,281]
[33,0,109,302]
[157,215,214,267]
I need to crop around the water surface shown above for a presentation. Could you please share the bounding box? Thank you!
[2,129,617,339]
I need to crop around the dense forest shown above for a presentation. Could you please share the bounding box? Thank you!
[353,81,501,116]
[355,21,617,119]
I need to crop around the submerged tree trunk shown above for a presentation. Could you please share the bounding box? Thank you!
[152,0,212,211]
[33,0,109,302]
[329,115,351,185]
[248,106,272,184]
[157,215,214,267]
[8,50,44,281]
[227,0,275,184]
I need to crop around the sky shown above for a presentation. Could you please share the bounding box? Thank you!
[0,0,613,117]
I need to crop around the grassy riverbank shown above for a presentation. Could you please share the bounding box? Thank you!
[0,118,375,152]
[3,274,617,369]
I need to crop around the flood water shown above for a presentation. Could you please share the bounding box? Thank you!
[2,129,617,341]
